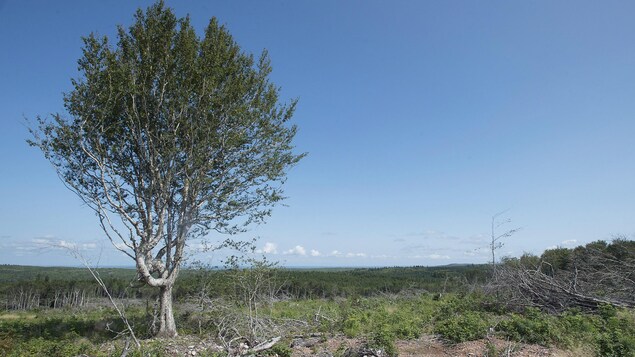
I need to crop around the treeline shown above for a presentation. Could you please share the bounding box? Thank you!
[0,264,489,310]
[0,265,136,283]
[6,235,635,312]
[274,265,488,298]
[1,275,148,310]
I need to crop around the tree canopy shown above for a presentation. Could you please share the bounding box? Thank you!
[29,1,304,337]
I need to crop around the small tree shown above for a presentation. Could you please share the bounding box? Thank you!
[29,1,304,337]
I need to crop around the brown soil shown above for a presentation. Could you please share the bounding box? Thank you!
[289,334,581,357]
[103,334,591,357]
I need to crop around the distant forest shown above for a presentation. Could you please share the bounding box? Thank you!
[0,264,489,310]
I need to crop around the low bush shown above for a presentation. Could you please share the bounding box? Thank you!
[434,311,490,343]
[595,306,635,357]
[498,308,559,345]
[6,337,96,357]
[369,328,398,357]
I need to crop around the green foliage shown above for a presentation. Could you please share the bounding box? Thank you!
[266,343,293,357]
[30,0,304,241]
[595,308,635,357]
[498,308,559,345]
[0,308,149,356]
[485,340,498,356]
[277,265,489,299]
[0,264,490,308]
[369,328,398,357]
[540,247,572,273]
[5,337,96,357]
[496,306,630,354]
[430,293,504,343]
[129,340,167,357]
[339,295,438,340]
[3,265,635,356]
[434,311,490,343]
[558,309,599,346]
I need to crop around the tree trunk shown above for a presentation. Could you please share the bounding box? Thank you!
[157,284,178,338]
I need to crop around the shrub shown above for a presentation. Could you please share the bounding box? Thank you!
[595,307,635,357]
[369,328,398,357]
[434,311,490,343]
[7,337,96,357]
[498,308,558,345]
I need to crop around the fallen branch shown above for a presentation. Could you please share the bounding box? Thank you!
[243,336,281,356]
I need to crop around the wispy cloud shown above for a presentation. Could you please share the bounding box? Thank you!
[346,252,366,258]
[33,237,96,251]
[426,254,451,260]
[325,250,368,258]
[409,253,451,260]
[310,249,321,257]
[401,244,430,253]
[370,254,396,259]
[403,230,461,241]
[459,234,487,246]
[395,230,485,252]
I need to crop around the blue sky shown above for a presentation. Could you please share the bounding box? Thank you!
[1,0,634,267]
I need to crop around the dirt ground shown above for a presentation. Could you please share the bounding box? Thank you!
[289,334,584,357]
[124,333,592,357]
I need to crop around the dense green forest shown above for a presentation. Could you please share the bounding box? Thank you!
[0,264,489,310]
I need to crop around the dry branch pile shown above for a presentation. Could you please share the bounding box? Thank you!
[489,238,635,312]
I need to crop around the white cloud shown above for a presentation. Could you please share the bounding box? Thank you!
[59,240,77,249]
[370,254,395,259]
[260,242,278,254]
[32,238,52,246]
[310,249,321,257]
[346,252,367,258]
[284,245,306,256]
[326,250,368,258]
[32,237,96,251]
[425,254,451,260]
[546,240,577,251]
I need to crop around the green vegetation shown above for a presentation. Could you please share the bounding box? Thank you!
[2,243,635,357]
[0,264,488,309]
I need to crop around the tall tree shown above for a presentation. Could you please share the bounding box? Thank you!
[29,1,304,337]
